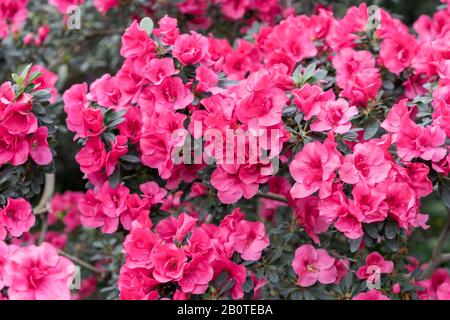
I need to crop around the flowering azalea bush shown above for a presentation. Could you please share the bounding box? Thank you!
[0,0,449,301]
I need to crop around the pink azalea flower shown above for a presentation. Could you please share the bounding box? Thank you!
[289,138,341,199]
[356,252,394,280]
[79,182,130,234]
[105,135,128,176]
[195,66,219,93]
[178,255,214,294]
[210,165,260,204]
[379,32,417,75]
[120,20,157,59]
[151,76,194,111]
[0,241,14,290]
[123,223,157,269]
[75,136,107,176]
[120,193,150,230]
[349,182,388,224]
[291,84,335,121]
[340,140,392,186]
[90,74,133,109]
[63,83,106,140]
[140,182,167,206]
[118,107,143,144]
[0,0,29,38]
[292,196,330,243]
[140,110,187,179]
[156,213,198,243]
[154,15,179,46]
[173,31,209,65]
[381,180,429,230]
[142,58,178,85]
[0,198,35,239]
[151,243,187,283]
[381,99,411,136]
[96,182,130,219]
[332,48,381,106]
[235,70,287,132]
[118,266,159,300]
[229,220,270,261]
[0,126,29,166]
[319,187,364,240]
[437,282,450,300]
[212,259,246,299]
[396,118,447,163]
[28,126,53,165]
[292,244,337,287]
[0,92,37,135]
[353,289,390,300]
[3,242,75,300]
[311,98,358,134]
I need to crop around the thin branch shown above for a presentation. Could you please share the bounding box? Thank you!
[33,173,55,215]
[37,212,49,245]
[417,208,450,280]
[59,250,106,275]
[440,253,450,263]
[256,192,289,204]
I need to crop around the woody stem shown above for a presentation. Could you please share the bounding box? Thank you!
[33,173,55,215]
[59,250,106,275]
[256,192,289,204]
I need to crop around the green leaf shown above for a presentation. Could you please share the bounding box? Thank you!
[218,279,235,297]
[382,80,395,91]
[303,289,315,300]
[109,168,121,188]
[20,63,32,79]
[33,103,46,115]
[364,223,379,239]
[120,154,140,163]
[364,234,375,247]
[386,238,399,252]
[349,237,362,253]
[27,71,42,84]
[282,105,297,116]
[314,69,327,81]
[344,272,353,291]
[303,63,316,81]
[363,119,380,140]
[33,90,51,102]
[108,117,125,128]
[438,179,450,209]
[384,220,398,240]
[292,64,303,83]
[291,290,303,300]
[140,17,154,36]
[242,276,254,293]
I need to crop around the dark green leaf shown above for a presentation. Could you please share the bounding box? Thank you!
[363,119,380,140]
[364,223,379,239]
[349,237,362,253]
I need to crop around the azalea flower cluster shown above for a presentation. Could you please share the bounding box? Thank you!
[0,77,53,167]
[0,0,28,38]
[119,209,269,299]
